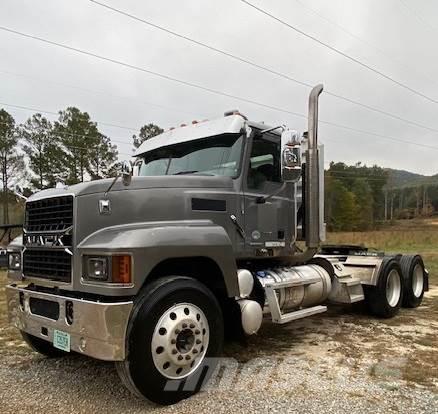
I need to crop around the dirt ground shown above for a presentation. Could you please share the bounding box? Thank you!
[0,269,437,413]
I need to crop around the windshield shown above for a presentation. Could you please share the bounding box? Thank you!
[138,133,244,177]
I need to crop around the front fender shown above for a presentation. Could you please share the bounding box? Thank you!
[77,220,238,297]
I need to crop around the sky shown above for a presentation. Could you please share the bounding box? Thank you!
[1,0,438,175]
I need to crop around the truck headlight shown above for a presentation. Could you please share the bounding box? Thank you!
[8,252,21,271]
[86,257,109,281]
[83,255,132,284]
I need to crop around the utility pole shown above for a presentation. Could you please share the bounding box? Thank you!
[390,192,394,221]
[415,188,420,217]
[398,189,403,211]
[422,186,427,216]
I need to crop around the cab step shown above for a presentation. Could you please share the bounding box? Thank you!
[269,305,327,324]
[263,279,327,324]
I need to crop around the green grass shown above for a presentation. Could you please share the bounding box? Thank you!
[326,218,438,283]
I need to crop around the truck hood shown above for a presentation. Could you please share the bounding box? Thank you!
[27,175,234,201]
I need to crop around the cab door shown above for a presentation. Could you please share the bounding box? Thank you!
[242,132,295,256]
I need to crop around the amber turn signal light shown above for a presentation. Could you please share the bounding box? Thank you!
[112,255,132,284]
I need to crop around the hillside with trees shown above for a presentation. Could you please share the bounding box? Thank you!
[325,162,388,231]
[325,164,438,231]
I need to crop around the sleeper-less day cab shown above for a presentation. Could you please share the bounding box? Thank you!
[6,85,428,404]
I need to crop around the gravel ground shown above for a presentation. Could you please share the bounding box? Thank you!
[1,273,437,414]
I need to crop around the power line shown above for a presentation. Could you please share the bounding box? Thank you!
[326,170,387,177]
[0,68,200,119]
[89,0,438,134]
[293,0,438,89]
[0,26,312,122]
[239,0,438,105]
[319,118,438,150]
[0,118,134,152]
[0,100,138,134]
[326,175,388,182]
[5,94,438,155]
[2,26,438,153]
[398,0,438,35]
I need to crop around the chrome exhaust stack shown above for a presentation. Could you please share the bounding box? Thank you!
[306,84,324,248]
[291,84,324,263]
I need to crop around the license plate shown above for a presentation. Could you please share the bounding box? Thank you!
[53,329,70,352]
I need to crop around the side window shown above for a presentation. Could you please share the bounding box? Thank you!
[247,134,281,189]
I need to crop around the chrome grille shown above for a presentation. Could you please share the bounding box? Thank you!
[23,250,72,283]
[25,195,73,232]
[23,195,74,283]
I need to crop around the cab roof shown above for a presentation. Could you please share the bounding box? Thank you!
[133,115,278,157]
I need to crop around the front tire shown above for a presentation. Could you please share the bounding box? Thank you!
[21,331,68,357]
[116,276,224,405]
[364,258,403,318]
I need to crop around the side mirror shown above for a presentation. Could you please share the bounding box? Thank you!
[121,160,133,186]
[132,159,143,177]
[280,130,302,182]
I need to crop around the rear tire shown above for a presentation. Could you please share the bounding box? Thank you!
[21,331,68,357]
[116,276,224,405]
[364,258,403,318]
[400,255,425,308]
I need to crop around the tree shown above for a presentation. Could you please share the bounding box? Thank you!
[21,113,65,190]
[0,109,24,224]
[326,162,388,222]
[351,178,373,230]
[325,178,358,231]
[133,123,163,148]
[87,133,118,180]
[54,107,101,184]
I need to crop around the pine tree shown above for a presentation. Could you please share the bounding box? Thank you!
[0,109,24,224]
[87,133,118,180]
[133,123,163,148]
[21,113,65,190]
[54,107,101,184]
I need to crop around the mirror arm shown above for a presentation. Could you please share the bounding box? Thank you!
[104,160,133,197]
[104,175,119,198]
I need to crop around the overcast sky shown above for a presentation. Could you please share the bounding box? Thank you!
[1,0,438,174]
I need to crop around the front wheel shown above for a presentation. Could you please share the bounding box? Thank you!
[116,276,224,405]
[364,258,403,318]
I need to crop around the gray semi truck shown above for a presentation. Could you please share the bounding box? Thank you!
[6,85,428,404]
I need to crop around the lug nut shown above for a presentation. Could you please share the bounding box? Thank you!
[185,355,191,360]
[193,349,198,354]
[178,355,183,361]
[171,339,176,344]
[182,323,187,329]
[172,349,178,355]
[175,329,180,335]
[189,323,195,329]
[196,339,201,345]
[195,329,200,335]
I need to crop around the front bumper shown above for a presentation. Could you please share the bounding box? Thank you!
[6,284,133,361]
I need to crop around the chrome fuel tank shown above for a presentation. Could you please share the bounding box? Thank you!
[256,265,331,311]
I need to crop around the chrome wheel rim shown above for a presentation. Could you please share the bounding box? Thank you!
[386,269,401,307]
[412,264,424,298]
[151,303,209,380]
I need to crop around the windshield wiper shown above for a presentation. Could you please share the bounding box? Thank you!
[173,170,199,175]
[172,170,215,176]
